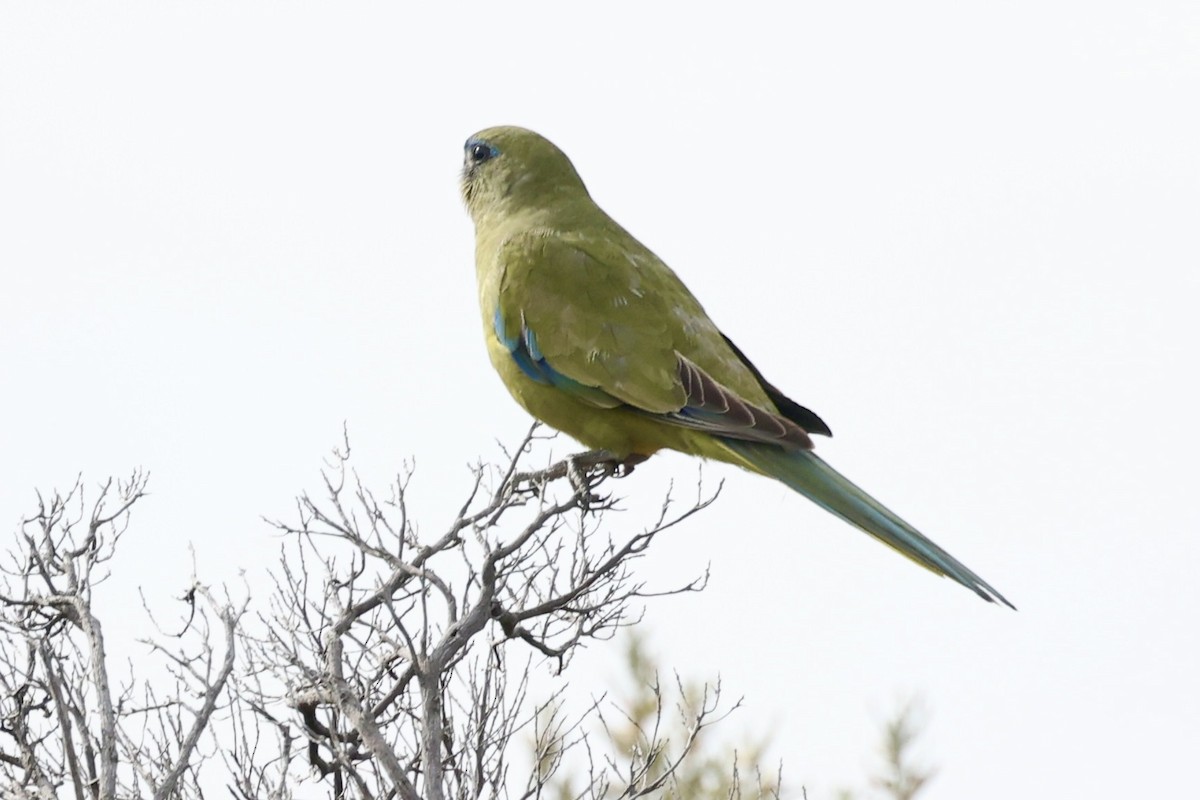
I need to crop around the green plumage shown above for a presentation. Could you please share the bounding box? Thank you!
[462,126,1012,608]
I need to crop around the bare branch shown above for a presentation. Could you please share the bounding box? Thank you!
[244,431,722,798]
[1,473,248,800]
[3,431,769,799]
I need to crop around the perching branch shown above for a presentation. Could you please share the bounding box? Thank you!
[2,427,787,799]
[242,425,723,798]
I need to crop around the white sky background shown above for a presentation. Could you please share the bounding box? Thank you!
[2,2,1198,797]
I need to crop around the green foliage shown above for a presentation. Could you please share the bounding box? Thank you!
[538,632,780,799]
[612,634,779,800]
[539,633,937,800]
[837,700,935,800]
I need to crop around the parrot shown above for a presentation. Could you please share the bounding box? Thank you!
[460,125,1012,608]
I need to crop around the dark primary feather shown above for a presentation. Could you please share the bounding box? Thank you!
[720,333,833,438]
[493,305,817,447]
[670,356,815,450]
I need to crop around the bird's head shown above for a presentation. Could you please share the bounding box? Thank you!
[460,126,590,226]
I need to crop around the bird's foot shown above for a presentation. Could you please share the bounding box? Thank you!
[564,450,646,507]
[565,452,605,506]
[506,450,646,507]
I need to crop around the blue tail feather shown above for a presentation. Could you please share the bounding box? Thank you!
[721,439,1014,608]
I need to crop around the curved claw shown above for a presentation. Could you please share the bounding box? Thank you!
[616,453,649,477]
[565,450,644,508]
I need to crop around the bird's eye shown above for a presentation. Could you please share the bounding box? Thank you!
[467,141,497,164]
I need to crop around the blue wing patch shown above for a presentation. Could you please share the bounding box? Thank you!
[494,307,552,384]
[492,307,622,408]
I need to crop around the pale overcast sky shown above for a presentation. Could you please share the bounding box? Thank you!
[2,3,1198,797]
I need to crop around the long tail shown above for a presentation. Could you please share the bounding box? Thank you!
[721,439,1014,608]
